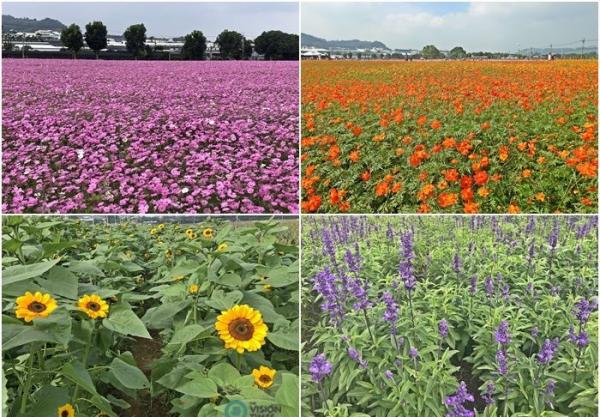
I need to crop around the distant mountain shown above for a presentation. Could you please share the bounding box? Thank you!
[302,33,389,50]
[2,15,66,33]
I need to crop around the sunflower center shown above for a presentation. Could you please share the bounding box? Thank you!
[87,302,101,312]
[228,318,254,341]
[61,410,69,417]
[259,375,272,384]
[28,301,47,313]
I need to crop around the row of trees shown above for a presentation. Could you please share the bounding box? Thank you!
[421,45,467,59]
[59,21,298,60]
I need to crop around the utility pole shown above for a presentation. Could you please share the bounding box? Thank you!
[241,35,245,60]
[581,38,585,59]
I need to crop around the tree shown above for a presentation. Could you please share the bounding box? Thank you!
[422,44,442,59]
[84,21,107,59]
[449,46,467,59]
[61,24,83,59]
[254,31,298,60]
[216,29,250,60]
[181,30,207,60]
[123,24,146,59]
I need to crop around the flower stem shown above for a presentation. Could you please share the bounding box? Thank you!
[407,291,416,330]
[362,309,376,346]
[72,321,95,404]
[19,344,36,414]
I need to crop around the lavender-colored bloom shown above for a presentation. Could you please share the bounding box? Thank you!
[344,249,360,274]
[381,291,399,334]
[439,319,449,339]
[568,325,589,349]
[348,347,360,361]
[444,381,475,417]
[469,276,477,295]
[409,347,419,359]
[495,321,511,346]
[484,276,494,299]
[501,283,510,301]
[573,298,594,325]
[386,223,394,240]
[525,218,536,234]
[309,353,332,383]
[321,229,337,264]
[496,348,508,376]
[545,379,556,400]
[530,327,539,338]
[482,382,495,405]
[537,338,559,365]
[384,370,394,380]
[399,231,417,291]
[312,268,344,325]
[548,221,559,253]
[348,278,371,310]
[453,252,462,274]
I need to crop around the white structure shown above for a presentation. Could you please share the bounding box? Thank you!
[301,47,328,59]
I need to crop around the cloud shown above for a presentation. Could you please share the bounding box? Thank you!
[302,2,597,51]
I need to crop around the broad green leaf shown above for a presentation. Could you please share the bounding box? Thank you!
[110,357,150,389]
[62,360,97,394]
[175,377,218,398]
[103,303,151,339]
[2,259,60,286]
[35,265,78,299]
[208,362,240,386]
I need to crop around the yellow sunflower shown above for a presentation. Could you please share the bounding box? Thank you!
[57,403,75,417]
[188,284,199,294]
[166,249,173,258]
[15,291,58,322]
[185,229,197,239]
[214,305,268,353]
[217,243,228,252]
[202,228,214,239]
[158,224,165,230]
[78,295,109,319]
[251,366,276,389]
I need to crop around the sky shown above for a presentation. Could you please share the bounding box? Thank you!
[302,2,598,52]
[3,2,299,39]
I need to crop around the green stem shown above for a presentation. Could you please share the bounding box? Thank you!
[19,344,36,414]
[72,322,95,403]
[235,352,242,372]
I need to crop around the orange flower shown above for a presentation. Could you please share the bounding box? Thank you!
[305,165,316,176]
[507,203,520,214]
[437,192,458,208]
[392,182,403,193]
[522,169,531,178]
[576,162,597,178]
[375,181,390,197]
[535,192,545,202]
[349,150,360,162]
[372,132,385,142]
[442,137,456,148]
[460,176,473,190]
[478,187,490,198]
[499,145,509,162]
[461,187,474,202]
[396,148,405,156]
[417,115,427,127]
[418,202,431,213]
[301,195,321,213]
[418,171,429,182]
[473,170,488,186]
[581,197,593,206]
[463,201,479,213]
[361,170,371,181]
[352,126,363,137]
[430,119,442,129]
[328,145,340,161]
[330,188,341,205]
[480,121,490,130]
[443,169,459,182]
[417,183,435,201]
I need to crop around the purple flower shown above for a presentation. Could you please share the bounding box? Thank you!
[444,381,475,417]
[309,353,332,383]
[530,327,539,338]
[568,325,589,349]
[469,276,477,296]
[384,370,394,380]
[348,278,371,310]
[381,291,399,333]
[496,348,508,376]
[386,223,394,240]
[409,347,419,359]
[347,347,368,368]
[545,379,556,405]
[439,319,449,339]
[495,321,511,346]
[453,252,462,274]
[573,298,594,325]
[399,231,417,291]
[312,268,344,325]
[537,338,559,365]
[484,276,494,299]
[482,382,495,405]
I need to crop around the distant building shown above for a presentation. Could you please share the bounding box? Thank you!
[301,47,328,59]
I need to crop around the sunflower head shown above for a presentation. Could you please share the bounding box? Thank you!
[166,249,173,258]
[57,403,75,417]
[185,229,197,239]
[150,228,158,236]
[203,228,214,239]
[214,305,268,353]
[217,243,228,253]
[158,224,165,230]
[15,291,58,322]
[252,366,276,389]
[262,284,273,293]
[189,284,199,294]
[78,295,109,319]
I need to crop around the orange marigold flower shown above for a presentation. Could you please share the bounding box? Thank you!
[442,137,456,148]
[581,197,593,206]
[464,201,479,214]
[499,145,509,162]
[417,183,435,201]
[535,192,545,202]
[330,188,341,205]
[418,203,431,213]
[349,150,360,162]
[352,126,363,137]
[437,192,458,208]
[522,169,532,178]
[392,182,403,193]
[361,170,371,181]
[444,169,459,182]
[418,171,428,182]
[305,165,316,176]
[375,181,390,197]
[328,145,340,161]
[461,187,474,202]
[396,148,405,156]
[301,195,321,213]
[417,115,427,127]
[460,176,473,189]
[430,119,442,130]
[576,162,597,178]
[507,203,520,214]
[373,132,386,142]
[478,187,490,198]
[473,170,488,186]
[480,121,491,130]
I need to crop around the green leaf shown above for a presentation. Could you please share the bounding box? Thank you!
[275,373,299,410]
[68,260,105,277]
[261,265,297,288]
[208,363,241,386]
[35,265,78,299]
[62,360,97,394]
[241,292,287,324]
[175,377,218,398]
[2,259,61,286]
[27,385,70,417]
[110,357,150,389]
[142,300,190,329]
[267,321,299,351]
[103,303,151,339]
[167,324,208,346]
[205,289,243,311]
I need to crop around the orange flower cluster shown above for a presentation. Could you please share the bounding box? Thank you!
[301,60,598,213]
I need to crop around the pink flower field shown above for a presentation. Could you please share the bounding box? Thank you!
[2,59,299,213]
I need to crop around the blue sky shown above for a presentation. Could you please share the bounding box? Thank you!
[3,2,299,39]
[302,2,598,51]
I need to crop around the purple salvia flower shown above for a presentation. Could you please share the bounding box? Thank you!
[409,347,419,359]
[545,379,556,406]
[482,382,495,405]
[496,348,508,376]
[399,231,417,291]
[444,381,475,417]
[469,276,477,295]
[348,278,371,310]
[439,319,449,339]
[384,370,394,379]
[386,223,394,240]
[381,291,399,334]
[568,325,589,348]
[573,298,593,325]
[537,338,559,365]
[453,252,462,274]
[309,353,332,383]
[484,276,494,299]
[495,321,511,346]
[530,327,539,338]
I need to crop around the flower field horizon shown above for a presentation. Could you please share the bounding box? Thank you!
[302,215,598,417]
[301,60,598,214]
[3,59,299,214]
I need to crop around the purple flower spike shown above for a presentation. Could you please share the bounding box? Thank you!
[309,353,332,383]
[444,381,475,417]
